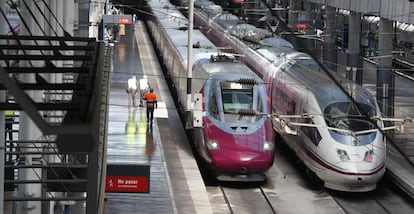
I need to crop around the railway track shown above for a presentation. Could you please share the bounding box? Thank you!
[207,183,277,214]
[329,178,414,214]
[205,139,414,213]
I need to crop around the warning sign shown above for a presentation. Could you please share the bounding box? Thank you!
[295,23,309,30]
[105,176,148,193]
[102,14,133,24]
[117,17,132,24]
[105,164,150,193]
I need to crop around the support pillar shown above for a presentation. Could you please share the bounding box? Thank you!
[17,1,45,213]
[63,0,75,37]
[376,18,395,119]
[301,1,316,54]
[0,92,5,214]
[323,5,337,71]
[0,8,6,214]
[288,0,299,29]
[76,0,89,37]
[347,11,363,85]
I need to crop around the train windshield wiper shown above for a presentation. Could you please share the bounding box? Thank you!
[223,109,262,116]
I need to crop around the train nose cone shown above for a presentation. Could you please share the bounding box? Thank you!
[239,152,257,162]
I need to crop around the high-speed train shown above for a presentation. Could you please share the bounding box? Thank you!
[191,0,387,192]
[144,0,275,182]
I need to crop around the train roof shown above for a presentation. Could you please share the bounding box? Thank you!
[194,1,294,49]
[149,0,219,66]
[196,58,264,82]
[256,46,307,66]
[225,23,294,48]
[260,46,377,108]
[195,0,223,17]
[262,37,294,48]
[214,13,240,29]
[150,1,188,29]
[229,24,273,40]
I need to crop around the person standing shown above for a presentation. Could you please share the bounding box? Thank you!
[112,24,119,42]
[127,75,139,107]
[119,23,125,41]
[143,88,157,124]
[4,109,14,141]
[139,75,150,107]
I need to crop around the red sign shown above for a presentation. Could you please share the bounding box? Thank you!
[295,23,309,30]
[117,18,132,24]
[105,175,149,193]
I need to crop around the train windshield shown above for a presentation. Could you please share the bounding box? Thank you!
[222,88,253,112]
[324,102,377,145]
[219,82,265,122]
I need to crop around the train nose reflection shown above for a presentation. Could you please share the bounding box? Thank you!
[125,107,138,137]
[145,127,155,161]
[125,107,155,162]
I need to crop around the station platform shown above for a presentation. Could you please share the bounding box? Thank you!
[103,22,212,213]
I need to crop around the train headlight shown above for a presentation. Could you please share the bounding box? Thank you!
[363,150,374,162]
[207,140,220,150]
[263,141,274,151]
[336,149,350,162]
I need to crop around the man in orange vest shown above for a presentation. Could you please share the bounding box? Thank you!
[143,88,157,124]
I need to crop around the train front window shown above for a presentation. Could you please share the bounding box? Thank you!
[324,102,375,132]
[219,81,266,123]
[222,88,253,113]
[324,102,377,146]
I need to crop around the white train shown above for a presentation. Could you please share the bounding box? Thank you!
[145,0,275,182]
[191,0,387,192]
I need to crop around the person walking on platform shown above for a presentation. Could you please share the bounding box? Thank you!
[127,75,139,107]
[5,108,15,162]
[139,75,150,107]
[143,88,157,124]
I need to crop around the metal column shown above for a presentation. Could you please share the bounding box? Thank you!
[0,93,5,214]
[17,1,46,213]
[288,0,299,29]
[323,5,337,71]
[376,18,395,119]
[346,11,363,85]
[76,0,90,37]
[0,1,5,210]
[301,1,316,54]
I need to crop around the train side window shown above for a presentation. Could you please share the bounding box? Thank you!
[255,86,263,113]
[209,89,220,120]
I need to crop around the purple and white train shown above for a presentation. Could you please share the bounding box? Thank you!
[145,0,275,182]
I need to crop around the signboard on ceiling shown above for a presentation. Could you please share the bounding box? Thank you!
[103,14,133,24]
[117,17,132,24]
[295,23,310,30]
[105,164,150,193]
